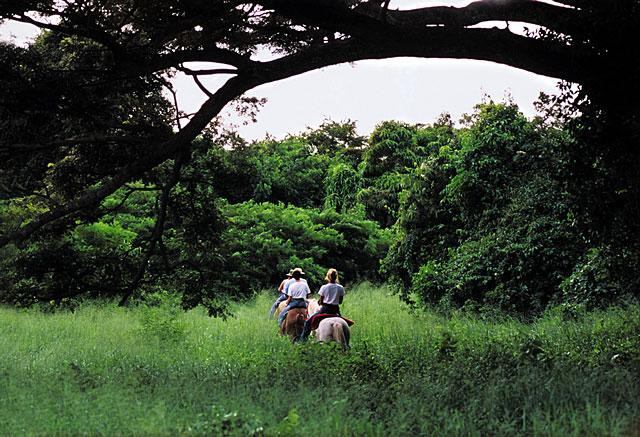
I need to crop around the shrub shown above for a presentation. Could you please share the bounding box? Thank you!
[560,246,640,308]
[138,290,186,342]
[179,201,390,311]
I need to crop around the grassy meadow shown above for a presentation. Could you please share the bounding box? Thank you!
[0,283,639,436]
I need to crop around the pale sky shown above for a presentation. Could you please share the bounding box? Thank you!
[1,0,561,141]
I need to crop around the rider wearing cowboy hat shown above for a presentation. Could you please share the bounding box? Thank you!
[277,268,310,326]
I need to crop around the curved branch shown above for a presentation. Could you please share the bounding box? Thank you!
[10,13,124,56]
[389,0,578,35]
[259,28,586,84]
[148,48,254,71]
[179,65,239,76]
[191,75,215,98]
[0,74,258,248]
[259,0,579,38]
[9,13,254,74]
[0,24,590,247]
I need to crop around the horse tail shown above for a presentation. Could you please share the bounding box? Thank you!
[332,322,349,351]
[296,312,306,333]
[343,323,350,350]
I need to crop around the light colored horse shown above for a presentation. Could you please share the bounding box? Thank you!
[280,307,307,342]
[316,317,350,351]
[306,298,320,315]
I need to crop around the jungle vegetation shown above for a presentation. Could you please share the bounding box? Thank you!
[1,0,639,314]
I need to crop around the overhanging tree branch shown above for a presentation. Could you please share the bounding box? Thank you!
[180,67,239,76]
[257,0,579,38]
[118,153,186,307]
[258,29,585,84]
[0,1,611,248]
[147,48,255,71]
[0,74,258,248]
[388,0,578,35]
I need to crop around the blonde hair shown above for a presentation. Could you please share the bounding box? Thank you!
[325,268,339,283]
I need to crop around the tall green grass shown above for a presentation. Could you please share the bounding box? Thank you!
[0,283,638,435]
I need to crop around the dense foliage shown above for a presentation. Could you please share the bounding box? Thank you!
[0,115,389,314]
[0,32,172,199]
[385,102,639,314]
[2,90,640,315]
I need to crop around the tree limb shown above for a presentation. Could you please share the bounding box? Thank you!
[178,65,239,76]
[0,74,258,248]
[148,47,255,71]
[259,0,578,37]
[118,153,186,307]
[0,20,592,247]
[258,29,586,84]
[390,0,578,36]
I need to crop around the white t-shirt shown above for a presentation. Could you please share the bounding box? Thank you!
[287,280,310,299]
[318,283,344,305]
[284,277,306,293]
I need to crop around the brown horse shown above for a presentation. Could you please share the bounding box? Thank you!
[280,307,307,342]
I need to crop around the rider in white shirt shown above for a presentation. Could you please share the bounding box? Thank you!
[299,268,344,341]
[277,268,310,326]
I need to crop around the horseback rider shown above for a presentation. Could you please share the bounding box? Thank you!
[269,269,292,318]
[277,268,310,326]
[299,268,344,342]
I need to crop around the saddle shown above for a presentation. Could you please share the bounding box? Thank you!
[308,313,354,331]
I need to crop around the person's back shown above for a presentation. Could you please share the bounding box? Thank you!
[299,268,344,342]
[318,282,344,306]
[288,279,310,299]
[277,268,309,326]
[284,276,305,294]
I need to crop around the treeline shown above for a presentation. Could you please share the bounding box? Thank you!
[1,101,639,315]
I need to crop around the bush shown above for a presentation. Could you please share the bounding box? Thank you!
[138,290,186,342]
[323,162,362,213]
[179,201,390,310]
[560,246,640,308]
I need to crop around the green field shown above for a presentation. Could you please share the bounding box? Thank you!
[1,284,639,436]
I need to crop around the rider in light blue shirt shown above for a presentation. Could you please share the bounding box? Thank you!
[269,270,292,318]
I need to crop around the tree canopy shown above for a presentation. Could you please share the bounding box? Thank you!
[1,0,638,246]
[1,0,639,313]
